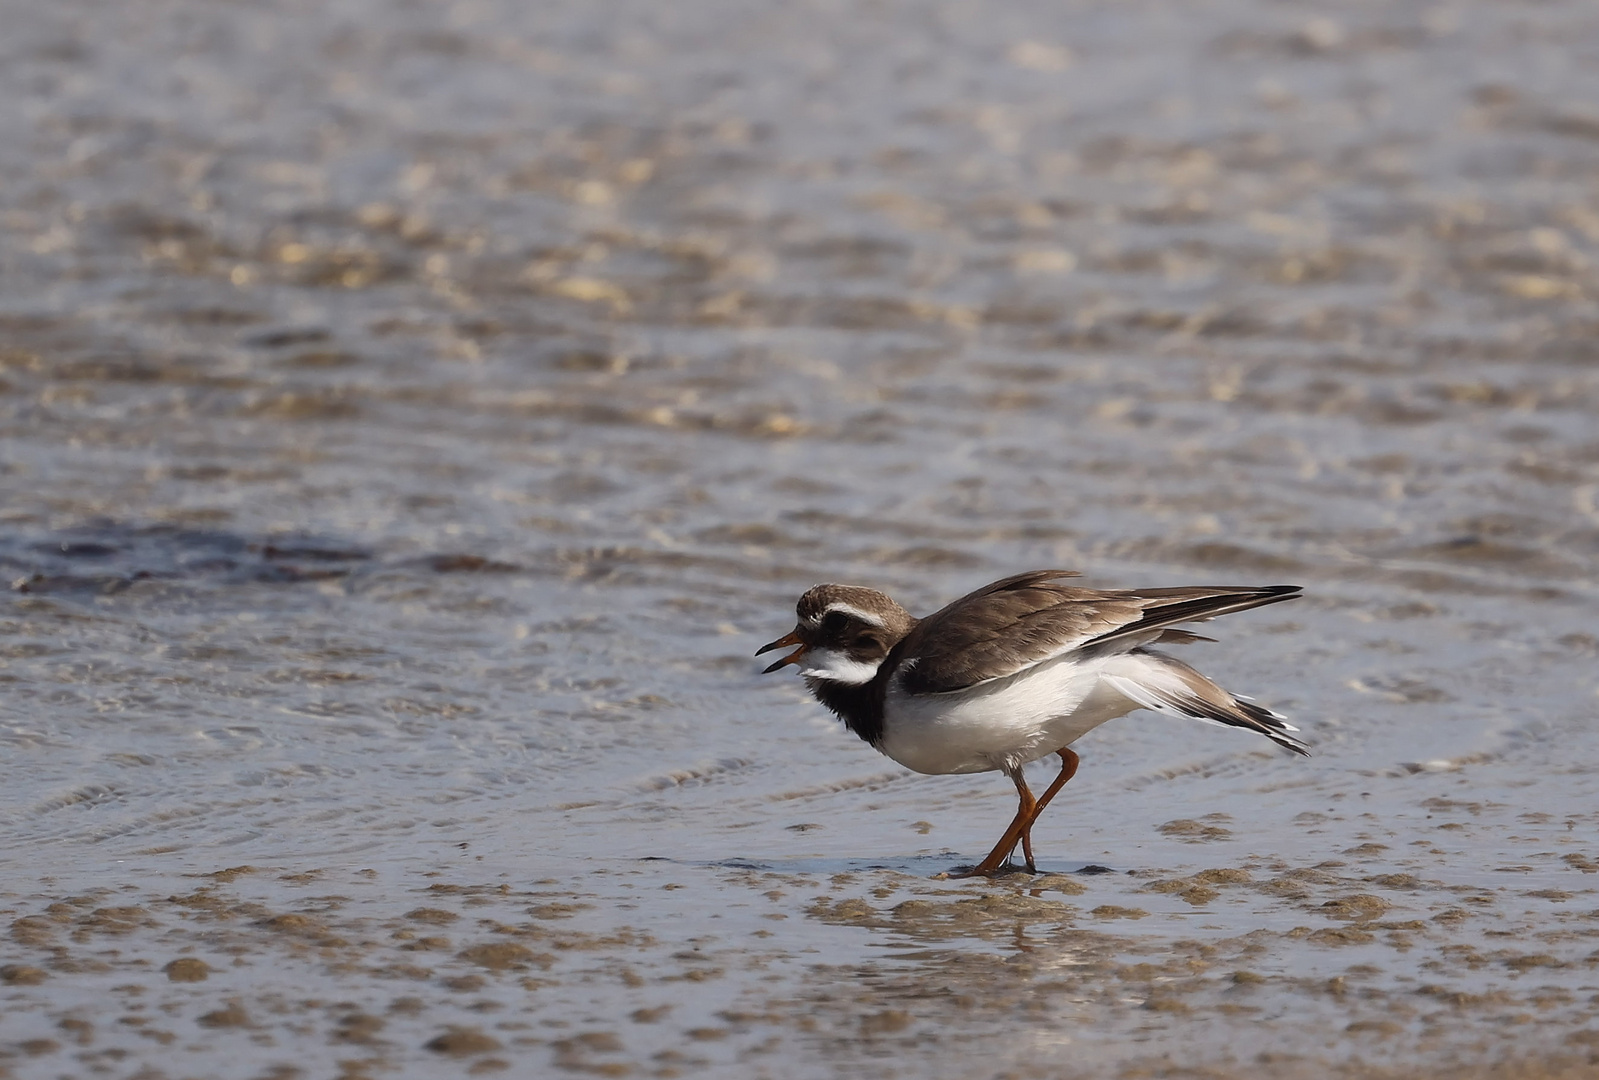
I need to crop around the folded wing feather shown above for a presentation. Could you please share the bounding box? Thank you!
[895,571,1301,698]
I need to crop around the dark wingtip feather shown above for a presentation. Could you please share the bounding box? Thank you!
[1083,584,1303,652]
[1154,629,1217,646]
[1236,700,1311,756]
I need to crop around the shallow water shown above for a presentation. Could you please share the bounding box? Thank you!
[3,0,1599,1076]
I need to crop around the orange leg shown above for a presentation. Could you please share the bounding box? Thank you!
[951,748,1081,878]
[953,766,1037,877]
[1017,748,1080,871]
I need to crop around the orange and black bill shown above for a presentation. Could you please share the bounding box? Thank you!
[756,628,808,673]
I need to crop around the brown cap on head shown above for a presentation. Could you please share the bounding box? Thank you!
[795,584,914,634]
[756,583,918,673]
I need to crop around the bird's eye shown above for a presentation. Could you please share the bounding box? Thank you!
[820,611,848,635]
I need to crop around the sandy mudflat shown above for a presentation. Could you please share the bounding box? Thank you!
[4,0,1599,1075]
[6,787,1599,1076]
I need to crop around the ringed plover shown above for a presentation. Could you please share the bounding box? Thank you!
[758,569,1306,876]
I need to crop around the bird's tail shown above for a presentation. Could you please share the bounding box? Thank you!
[1101,649,1309,755]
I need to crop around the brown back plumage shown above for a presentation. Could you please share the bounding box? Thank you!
[895,570,1300,696]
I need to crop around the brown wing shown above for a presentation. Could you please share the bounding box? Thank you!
[896,571,1300,696]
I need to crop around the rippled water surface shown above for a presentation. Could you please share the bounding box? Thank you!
[4,0,1599,1077]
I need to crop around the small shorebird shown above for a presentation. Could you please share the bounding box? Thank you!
[758,569,1307,876]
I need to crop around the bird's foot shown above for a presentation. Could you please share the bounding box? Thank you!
[943,859,1037,879]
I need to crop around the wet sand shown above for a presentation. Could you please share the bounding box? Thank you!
[4,0,1599,1075]
[5,832,1599,1078]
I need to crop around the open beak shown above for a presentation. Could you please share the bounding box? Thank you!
[756,628,808,674]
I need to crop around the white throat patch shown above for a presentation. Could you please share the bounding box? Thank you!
[799,648,882,686]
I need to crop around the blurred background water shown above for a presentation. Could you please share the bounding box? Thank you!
[3,1,1599,1077]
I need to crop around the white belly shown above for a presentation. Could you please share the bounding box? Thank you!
[878,655,1141,775]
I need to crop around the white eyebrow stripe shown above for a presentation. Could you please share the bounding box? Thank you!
[820,603,887,629]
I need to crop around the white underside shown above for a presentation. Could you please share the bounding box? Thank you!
[878,651,1187,775]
